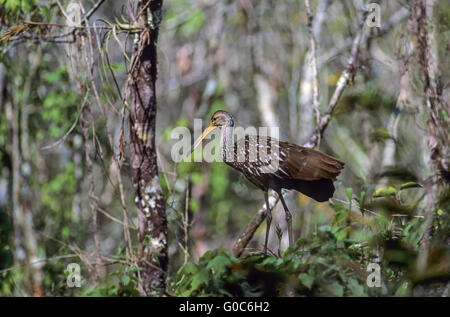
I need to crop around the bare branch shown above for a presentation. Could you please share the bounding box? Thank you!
[298,0,331,143]
[303,8,368,149]
[304,0,321,131]
[232,192,279,258]
[7,0,108,43]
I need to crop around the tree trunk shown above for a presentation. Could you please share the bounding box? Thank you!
[410,0,449,273]
[128,0,168,296]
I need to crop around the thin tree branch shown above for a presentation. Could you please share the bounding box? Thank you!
[85,0,107,21]
[304,0,321,131]
[7,0,108,43]
[232,192,279,257]
[298,0,331,143]
[40,91,89,151]
[80,108,104,281]
[303,8,368,149]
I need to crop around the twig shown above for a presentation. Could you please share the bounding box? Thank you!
[55,0,72,21]
[97,207,138,230]
[318,8,408,69]
[183,186,190,264]
[41,90,89,151]
[7,0,108,43]
[24,20,111,30]
[0,254,80,275]
[81,107,103,281]
[85,0,107,21]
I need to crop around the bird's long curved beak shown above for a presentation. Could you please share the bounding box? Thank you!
[192,123,217,153]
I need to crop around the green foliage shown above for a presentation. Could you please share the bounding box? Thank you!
[40,68,79,139]
[40,162,76,240]
[82,264,142,297]
[173,248,238,296]
[373,186,397,198]
[73,247,143,297]
[171,220,375,296]
[0,209,14,295]
[337,83,397,114]
[164,0,206,37]
[373,182,423,198]
[0,267,25,296]
[170,182,450,297]
[180,9,205,37]
[208,163,232,234]
[2,0,38,13]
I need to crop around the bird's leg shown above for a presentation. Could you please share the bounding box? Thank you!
[263,191,272,255]
[278,192,293,248]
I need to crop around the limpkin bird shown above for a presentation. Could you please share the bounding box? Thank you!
[192,110,344,254]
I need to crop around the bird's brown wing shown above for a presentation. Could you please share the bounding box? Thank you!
[277,141,345,181]
[224,135,344,201]
[272,141,344,202]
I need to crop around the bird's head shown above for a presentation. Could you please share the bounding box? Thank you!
[192,110,234,151]
[210,110,234,128]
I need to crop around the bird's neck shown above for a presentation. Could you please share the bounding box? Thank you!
[220,126,234,162]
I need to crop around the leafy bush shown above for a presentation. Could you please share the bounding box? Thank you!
[171,184,450,297]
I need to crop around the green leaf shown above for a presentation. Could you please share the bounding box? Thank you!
[206,254,231,275]
[299,273,314,290]
[127,266,143,273]
[121,275,131,286]
[399,182,422,191]
[359,191,366,206]
[178,262,197,275]
[329,282,344,296]
[441,109,448,121]
[189,198,199,212]
[346,188,353,201]
[261,257,277,266]
[373,186,397,197]
[331,210,348,226]
[370,127,392,142]
[359,168,367,183]
[190,172,203,185]
[395,281,409,296]
[177,161,194,175]
[191,269,209,291]
[318,225,331,232]
[347,278,365,296]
